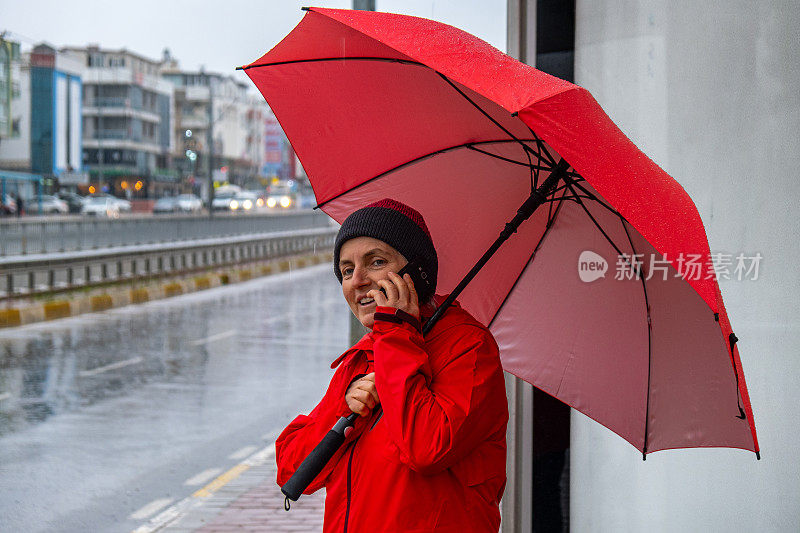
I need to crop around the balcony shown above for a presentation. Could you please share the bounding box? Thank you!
[83,104,160,124]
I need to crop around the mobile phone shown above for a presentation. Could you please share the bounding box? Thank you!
[380,258,431,296]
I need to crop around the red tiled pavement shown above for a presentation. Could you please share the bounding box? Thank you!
[195,464,325,533]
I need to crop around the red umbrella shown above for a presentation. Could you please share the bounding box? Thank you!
[241,7,759,460]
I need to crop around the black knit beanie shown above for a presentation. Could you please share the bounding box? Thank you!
[333,199,438,303]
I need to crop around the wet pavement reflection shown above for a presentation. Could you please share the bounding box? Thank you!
[0,265,351,532]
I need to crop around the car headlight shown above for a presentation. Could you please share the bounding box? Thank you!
[257,198,264,207]
[230,200,239,210]
[266,197,277,208]
[243,200,253,210]
[280,196,291,208]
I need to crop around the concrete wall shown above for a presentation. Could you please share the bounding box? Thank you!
[571,1,800,531]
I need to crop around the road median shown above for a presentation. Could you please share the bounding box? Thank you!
[0,251,333,329]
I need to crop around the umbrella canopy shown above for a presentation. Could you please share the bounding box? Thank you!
[242,7,759,458]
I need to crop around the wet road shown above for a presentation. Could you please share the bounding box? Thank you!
[0,265,350,532]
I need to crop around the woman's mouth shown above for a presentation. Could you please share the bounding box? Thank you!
[358,297,375,306]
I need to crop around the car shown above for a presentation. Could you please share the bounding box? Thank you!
[23,195,69,215]
[175,194,202,213]
[55,191,86,213]
[211,191,238,211]
[265,183,296,209]
[93,193,131,212]
[81,197,120,218]
[152,197,179,214]
[265,192,295,209]
[1,194,17,216]
[229,191,258,212]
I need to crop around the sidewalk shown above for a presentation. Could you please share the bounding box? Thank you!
[135,444,325,532]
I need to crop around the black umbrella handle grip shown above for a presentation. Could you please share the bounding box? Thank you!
[281,412,359,502]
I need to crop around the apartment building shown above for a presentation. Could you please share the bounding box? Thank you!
[0,42,87,196]
[60,45,174,197]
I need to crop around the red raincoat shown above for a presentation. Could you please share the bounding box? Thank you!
[276,300,508,532]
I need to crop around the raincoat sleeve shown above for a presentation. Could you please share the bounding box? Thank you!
[372,307,506,475]
[275,361,367,494]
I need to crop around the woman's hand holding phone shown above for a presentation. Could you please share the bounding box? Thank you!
[369,268,420,321]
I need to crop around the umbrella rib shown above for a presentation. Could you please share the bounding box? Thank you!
[524,125,559,168]
[564,178,622,219]
[436,73,550,167]
[465,145,553,171]
[564,182,628,259]
[315,139,539,209]
[487,185,570,330]
[566,183,656,456]
[620,219,654,459]
[238,57,426,70]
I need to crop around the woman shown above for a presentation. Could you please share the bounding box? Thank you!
[276,199,508,532]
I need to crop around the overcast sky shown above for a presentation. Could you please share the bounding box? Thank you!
[1,0,506,85]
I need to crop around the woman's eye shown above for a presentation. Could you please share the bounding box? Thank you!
[342,267,353,277]
[371,259,386,268]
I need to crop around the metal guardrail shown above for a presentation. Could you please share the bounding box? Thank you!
[0,210,332,256]
[0,227,337,298]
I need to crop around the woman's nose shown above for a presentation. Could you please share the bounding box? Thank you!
[351,266,370,286]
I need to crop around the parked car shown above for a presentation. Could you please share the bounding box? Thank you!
[55,191,86,213]
[175,193,202,213]
[81,197,120,218]
[1,194,17,216]
[93,193,131,212]
[23,195,69,215]
[152,197,179,214]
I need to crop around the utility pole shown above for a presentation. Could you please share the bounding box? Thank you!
[348,0,375,345]
[97,91,103,191]
[206,73,215,218]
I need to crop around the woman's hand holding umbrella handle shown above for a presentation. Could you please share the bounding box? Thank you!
[346,372,380,417]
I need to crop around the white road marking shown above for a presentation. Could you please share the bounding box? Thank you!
[129,498,174,521]
[266,338,347,350]
[228,445,258,461]
[183,468,223,487]
[261,429,280,442]
[260,300,343,325]
[244,442,276,466]
[189,329,237,346]
[132,441,279,532]
[261,313,294,325]
[0,392,11,402]
[79,356,144,377]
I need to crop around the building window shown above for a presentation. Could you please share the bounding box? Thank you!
[89,54,105,67]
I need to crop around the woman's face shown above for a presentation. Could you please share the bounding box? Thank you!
[338,236,408,330]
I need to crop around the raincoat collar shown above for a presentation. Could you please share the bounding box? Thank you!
[330,331,375,369]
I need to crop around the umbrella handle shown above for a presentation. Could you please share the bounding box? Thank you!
[281,412,359,502]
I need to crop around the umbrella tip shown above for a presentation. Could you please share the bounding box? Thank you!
[642,452,647,461]
[511,111,519,117]
[756,451,761,460]
[301,6,311,11]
